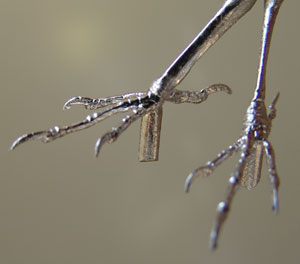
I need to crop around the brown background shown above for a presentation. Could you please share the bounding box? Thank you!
[1,0,299,263]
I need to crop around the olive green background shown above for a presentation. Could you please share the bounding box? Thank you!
[1,0,299,263]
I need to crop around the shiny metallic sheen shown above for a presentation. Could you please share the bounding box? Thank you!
[185,0,284,250]
[139,0,257,161]
[10,0,249,155]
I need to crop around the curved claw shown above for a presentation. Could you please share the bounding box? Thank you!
[10,130,52,150]
[185,166,213,192]
[167,83,232,104]
[63,96,95,110]
[209,228,220,251]
[206,83,232,95]
[272,189,279,215]
[94,131,116,158]
[94,138,104,158]
[185,172,194,192]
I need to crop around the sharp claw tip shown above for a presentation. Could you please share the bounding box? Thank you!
[226,87,232,94]
[10,138,22,151]
[272,204,279,215]
[184,173,194,192]
[62,104,70,111]
[184,182,190,193]
[94,138,101,158]
[209,230,219,251]
[209,237,218,251]
[9,144,16,151]
[272,192,279,214]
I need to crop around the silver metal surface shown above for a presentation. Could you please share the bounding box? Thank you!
[10,0,285,251]
[185,0,284,250]
[10,0,251,156]
[139,0,257,161]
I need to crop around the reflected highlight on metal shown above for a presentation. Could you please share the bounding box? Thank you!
[185,0,284,250]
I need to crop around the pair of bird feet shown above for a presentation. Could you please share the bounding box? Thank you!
[10,0,284,250]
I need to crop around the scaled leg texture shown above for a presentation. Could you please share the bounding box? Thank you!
[11,0,257,159]
[185,0,284,250]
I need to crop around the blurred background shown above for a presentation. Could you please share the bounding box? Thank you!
[1,0,298,263]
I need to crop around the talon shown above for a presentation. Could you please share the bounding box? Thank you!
[209,230,218,250]
[95,135,110,158]
[218,84,232,95]
[63,96,97,110]
[272,190,279,215]
[224,85,232,94]
[94,134,110,158]
[63,96,90,110]
[185,166,214,192]
[10,131,49,150]
[94,138,103,158]
[206,83,232,95]
[10,134,30,150]
[63,97,78,110]
[185,173,194,192]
